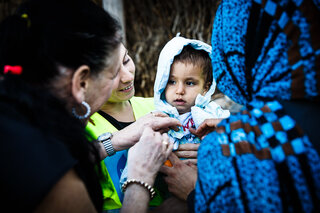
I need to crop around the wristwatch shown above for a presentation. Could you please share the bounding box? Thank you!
[97,132,116,156]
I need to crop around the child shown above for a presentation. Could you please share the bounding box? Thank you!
[120,36,230,197]
[154,35,230,151]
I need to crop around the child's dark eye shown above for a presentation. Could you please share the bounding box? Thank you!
[186,81,195,86]
[168,79,176,85]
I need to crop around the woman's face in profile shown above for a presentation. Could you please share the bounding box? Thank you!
[86,44,122,114]
[107,44,136,103]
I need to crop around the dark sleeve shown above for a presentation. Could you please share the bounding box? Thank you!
[0,117,77,211]
[187,189,195,213]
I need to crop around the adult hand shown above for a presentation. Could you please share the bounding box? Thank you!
[189,118,223,139]
[112,112,181,151]
[160,153,197,201]
[174,143,199,165]
[147,111,181,132]
[121,128,173,213]
[127,127,173,186]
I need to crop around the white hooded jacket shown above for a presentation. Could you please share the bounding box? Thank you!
[120,36,231,185]
[154,35,230,149]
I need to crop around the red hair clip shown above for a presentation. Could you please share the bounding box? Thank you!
[4,65,23,75]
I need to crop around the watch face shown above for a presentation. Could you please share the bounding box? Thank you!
[98,132,112,141]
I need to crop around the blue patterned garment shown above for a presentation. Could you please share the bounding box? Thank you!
[195,0,320,212]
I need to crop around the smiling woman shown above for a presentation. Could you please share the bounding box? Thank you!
[86,43,161,211]
[86,41,205,211]
[103,44,136,106]
[0,0,180,212]
[0,0,122,211]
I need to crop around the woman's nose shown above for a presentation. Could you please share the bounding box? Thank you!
[120,67,134,83]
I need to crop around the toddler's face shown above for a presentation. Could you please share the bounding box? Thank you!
[164,62,207,114]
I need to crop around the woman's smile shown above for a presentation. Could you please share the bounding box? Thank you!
[119,83,133,92]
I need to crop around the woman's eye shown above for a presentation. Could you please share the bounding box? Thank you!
[123,57,130,65]
[123,52,132,65]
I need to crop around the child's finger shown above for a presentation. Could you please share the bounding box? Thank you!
[189,127,197,135]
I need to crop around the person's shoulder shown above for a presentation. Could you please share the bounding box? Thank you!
[130,96,154,119]
[130,96,155,118]
[0,110,76,163]
[86,112,118,138]
[130,96,155,110]
[131,96,154,103]
[0,109,43,143]
[0,111,77,211]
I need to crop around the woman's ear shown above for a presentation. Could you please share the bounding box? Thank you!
[71,65,90,103]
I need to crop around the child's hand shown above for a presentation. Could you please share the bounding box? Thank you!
[189,118,223,139]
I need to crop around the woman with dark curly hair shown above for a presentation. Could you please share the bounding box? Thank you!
[0,0,179,212]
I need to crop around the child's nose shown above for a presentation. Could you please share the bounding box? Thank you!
[175,83,185,95]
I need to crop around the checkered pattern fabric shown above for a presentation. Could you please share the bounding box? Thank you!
[196,101,320,212]
[195,0,320,212]
[211,0,320,106]
[219,101,307,162]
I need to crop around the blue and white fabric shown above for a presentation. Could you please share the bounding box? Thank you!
[195,0,320,212]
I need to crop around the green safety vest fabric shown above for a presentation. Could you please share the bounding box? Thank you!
[86,97,162,210]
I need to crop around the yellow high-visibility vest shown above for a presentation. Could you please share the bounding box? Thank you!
[86,97,163,211]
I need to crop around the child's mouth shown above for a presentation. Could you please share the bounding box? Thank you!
[174,99,186,106]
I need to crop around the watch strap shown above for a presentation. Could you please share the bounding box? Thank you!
[102,138,116,156]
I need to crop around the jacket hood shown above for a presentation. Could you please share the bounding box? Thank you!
[154,36,214,114]
[154,35,230,128]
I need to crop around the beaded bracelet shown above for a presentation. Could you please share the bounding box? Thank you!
[121,179,156,199]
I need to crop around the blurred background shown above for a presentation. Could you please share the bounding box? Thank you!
[0,0,242,112]
[102,0,221,98]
